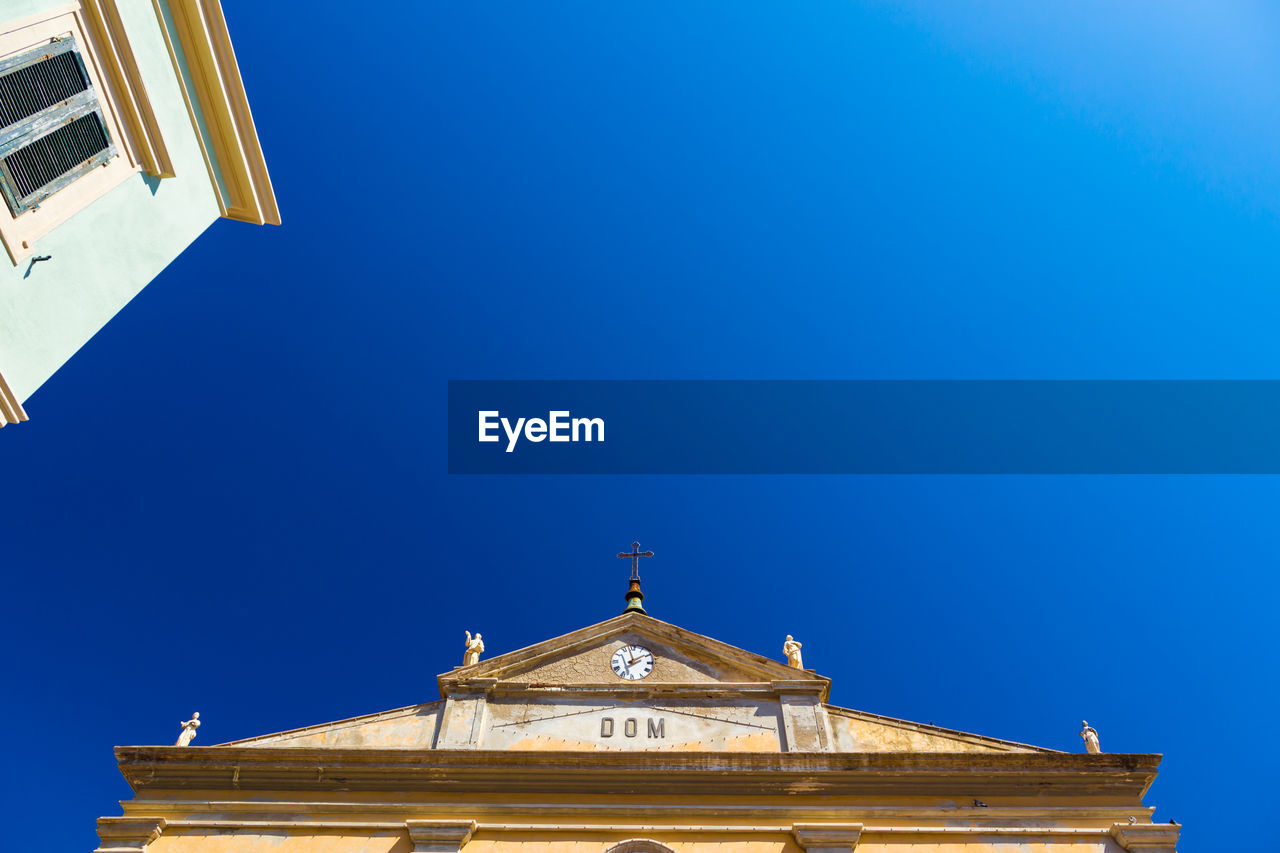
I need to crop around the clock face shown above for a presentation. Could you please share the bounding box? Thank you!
[610,644,654,680]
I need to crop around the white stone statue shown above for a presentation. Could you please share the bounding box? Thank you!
[1080,720,1101,754]
[463,631,484,666]
[176,712,200,746]
[783,635,804,669]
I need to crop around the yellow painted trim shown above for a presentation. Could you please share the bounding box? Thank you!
[80,0,176,178]
[122,797,1155,822]
[93,817,166,853]
[147,0,224,218]
[95,819,1121,835]
[0,368,29,426]
[150,0,279,225]
[95,818,1139,842]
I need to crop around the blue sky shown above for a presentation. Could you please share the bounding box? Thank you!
[5,2,1280,849]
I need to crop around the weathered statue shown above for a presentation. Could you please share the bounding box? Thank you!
[1080,720,1101,754]
[463,631,484,666]
[783,635,804,669]
[176,712,200,747]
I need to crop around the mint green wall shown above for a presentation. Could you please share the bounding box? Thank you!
[0,0,225,404]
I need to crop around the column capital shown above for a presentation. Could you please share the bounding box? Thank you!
[406,819,476,852]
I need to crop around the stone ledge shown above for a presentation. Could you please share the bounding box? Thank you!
[94,817,165,853]
[1110,822,1180,852]
[793,822,863,851]
[406,819,475,852]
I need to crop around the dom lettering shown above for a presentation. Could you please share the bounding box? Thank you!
[598,716,664,739]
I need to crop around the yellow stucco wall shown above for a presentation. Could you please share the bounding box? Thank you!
[149,832,410,853]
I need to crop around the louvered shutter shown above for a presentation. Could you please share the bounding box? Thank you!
[0,37,116,216]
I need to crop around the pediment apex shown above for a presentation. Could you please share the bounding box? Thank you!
[438,613,829,699]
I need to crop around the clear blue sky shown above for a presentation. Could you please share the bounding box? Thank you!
[5,2,1280,849]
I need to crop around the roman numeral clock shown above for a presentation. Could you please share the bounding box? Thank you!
[610,644,654,680]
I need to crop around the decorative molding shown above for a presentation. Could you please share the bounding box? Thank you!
[0,368,27,426]
[149,0,279,225]
[604,841,678,853]
[94,817,165,853]
[793,822,862,852]
[124,796,1156,823]
[98,819,1131,843]
[405,819,475,852]
[79,0,174,178]
[115,745,1162,798]
[1110,822,1180,852]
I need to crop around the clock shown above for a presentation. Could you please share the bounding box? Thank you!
[610,644,654,680]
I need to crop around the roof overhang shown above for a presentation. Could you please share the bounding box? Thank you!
[115,746,1161,800]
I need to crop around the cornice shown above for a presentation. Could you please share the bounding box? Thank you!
[91,818,1149,846]
[470,681,826,700]
[0,368,27,426]
[149,0,279,224]
[114,746,1160,800]
[123,797,1156,823]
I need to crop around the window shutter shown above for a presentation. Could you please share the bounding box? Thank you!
[0,37,116,216]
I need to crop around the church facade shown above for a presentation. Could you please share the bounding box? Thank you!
[94,595,1179,853]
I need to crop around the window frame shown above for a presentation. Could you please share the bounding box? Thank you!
[0,3,154,264]
[0,35,119,216]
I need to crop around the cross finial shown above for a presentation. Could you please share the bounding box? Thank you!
[618,541,654,580]
[618,541,653,615]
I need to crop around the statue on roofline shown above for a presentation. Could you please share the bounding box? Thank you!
[783,635,804,669]
[176,712,200,747]
[1080,720,1101,754]
[463,631,484,666]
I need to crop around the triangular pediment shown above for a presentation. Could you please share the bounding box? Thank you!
[439,612,828,695]
[218,613,1052,754]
